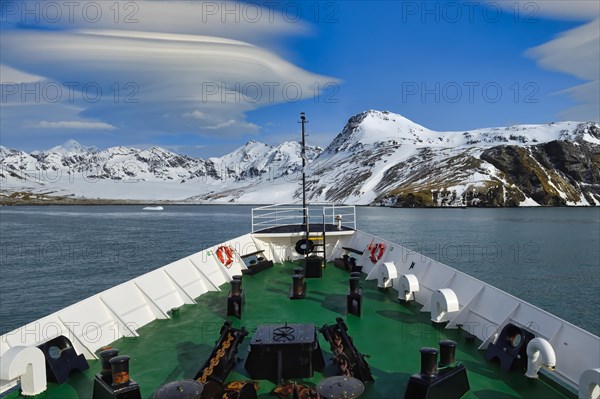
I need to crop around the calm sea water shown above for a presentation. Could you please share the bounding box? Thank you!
[0,206,598,336]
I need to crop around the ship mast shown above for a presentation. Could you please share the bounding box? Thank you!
[300,112,308,227]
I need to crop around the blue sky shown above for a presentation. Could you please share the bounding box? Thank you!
[1,1,598,157]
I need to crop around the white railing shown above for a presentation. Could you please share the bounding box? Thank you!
[251,203,356,232]
[324,205,356,229]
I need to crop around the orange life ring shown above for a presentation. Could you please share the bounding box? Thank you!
[370,242,385,263]
[367,240,374,252]
[216,245,234,268]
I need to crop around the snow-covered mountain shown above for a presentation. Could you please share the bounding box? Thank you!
[207,140,322,182]
[310,110,600,206]
[0,139,323,202]
[1,110,599,206]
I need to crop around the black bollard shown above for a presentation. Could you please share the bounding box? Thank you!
[439,340,457,368]
[110,355,130,387]
[351,264,362,274]
[93,353,142,399]
[342,254,350,270]
[100,349,119,382]
[403,344,470,399]
[231,279,242,297]
[347,276,363,317]
[290,274,306,299]
[349,277,360,295]
[420,348,438,377]
[227,276,243,318]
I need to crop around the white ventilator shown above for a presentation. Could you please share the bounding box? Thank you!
[0,346,47,396]
[378,262,398,289]
[399,274,419,301]
[525,338,556,379]
[335,215,342,230]
[431,289,460,323]
[578,368,600,399]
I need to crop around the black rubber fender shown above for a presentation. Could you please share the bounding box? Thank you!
[295,239,314,255]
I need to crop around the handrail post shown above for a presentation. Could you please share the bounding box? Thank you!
[332,204,335,225]
[300,112,308,229]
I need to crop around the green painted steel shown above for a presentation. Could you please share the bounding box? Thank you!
[4,262,573,399]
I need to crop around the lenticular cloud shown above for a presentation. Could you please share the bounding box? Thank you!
[520,1,600,122]
[0,1,337,136]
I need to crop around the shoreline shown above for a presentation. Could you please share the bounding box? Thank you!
[0,196,595,208]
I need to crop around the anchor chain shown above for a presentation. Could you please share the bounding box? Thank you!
[197,334,234,383]
[331,333,351,377]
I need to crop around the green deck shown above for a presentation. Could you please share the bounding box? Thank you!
[6,262,572,399]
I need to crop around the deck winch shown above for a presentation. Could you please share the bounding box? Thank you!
[93,349,142,399]
[245,323,325,383]
[403,340,470,399]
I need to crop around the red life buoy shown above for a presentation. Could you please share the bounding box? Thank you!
[370,243,385,263]
[367,240,374,252]
[216,245,234,268]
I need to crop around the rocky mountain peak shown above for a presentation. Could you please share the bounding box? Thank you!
[48,139,98,155]
[574,122,600,142]
[324,110,432,154]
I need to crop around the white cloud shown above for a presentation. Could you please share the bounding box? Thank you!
[35,121,116,130]
[183,111,208,120]
[205,119,260,132]
[507,1,600,121]
[526,18,599,82]
[1,1,310,43]
[163,144,206,151]
[518,1,600,21]
[556,80,600,122]
[0,64,44,84]
[0,1,337,138]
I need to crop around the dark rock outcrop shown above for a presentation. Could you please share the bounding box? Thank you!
[481,141,600,206]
